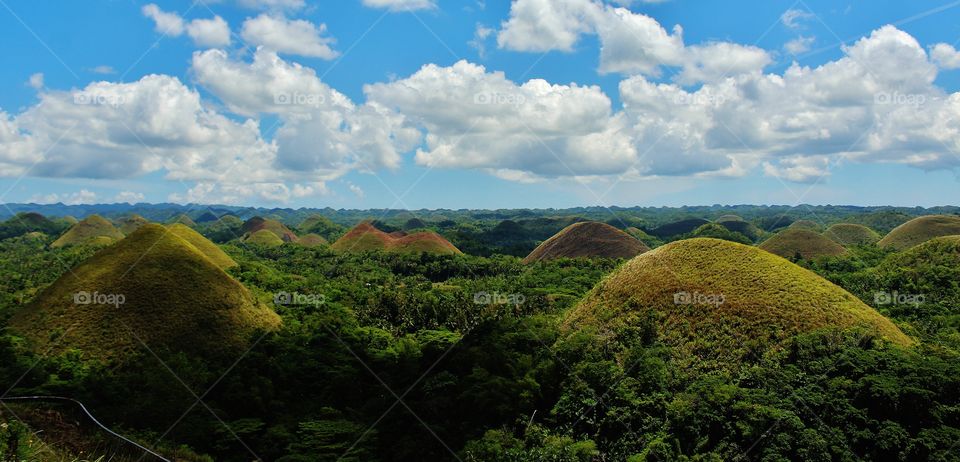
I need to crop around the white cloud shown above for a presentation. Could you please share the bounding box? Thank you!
[142,4,232,48]
[781,8,813,29]
[114,191,145,203]
[29,189,98,205]
[89,65,116,75]
[345,181,365,199]
[186,16,232,47]
[784,36,815,55]
[27,73,44,90]
[496,0,771,83]
[142,3,184,36]
[361,0,437,11]
[931,43,960,69]
[233,0,305,11]
[240,15,338,59]
[469,24,495,57]
[763,156,830,183]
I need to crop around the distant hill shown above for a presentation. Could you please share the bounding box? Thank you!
[296,233,329,247]
[11,224,280,363]
[0,212,66,240]
[298,214,345,241]
[716,220,762,241]
[562,238,912,368]
[523,222,648,263]
[242,216,298,242]
[879,215,960,250]
[168,214,197,227]
[788,219,822,231]
[51,215,124,248]
[759,228,846,259]
[331,222,461,255]
[649,218,711,238]
[115,214,150,235]
[823,223,881,246]
[403,218,428,230]
[244,229,285,246]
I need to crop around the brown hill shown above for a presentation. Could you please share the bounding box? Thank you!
[331,222,461,255]
[759,228,846,259]
[241,216,298,242]
[51,215,124,248]
[523,222,649,264]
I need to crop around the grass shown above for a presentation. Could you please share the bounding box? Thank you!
[562,238,913,369]
[296,233,329,247]
[115,214,149,235]
[331,222,461,255]
[167,223,237,269]
[523,221,649,263]
[823,223,881,246]
[10,224,281,363]
[789,219,822,231]
[51,215,124,249]
[878,215,960,250]
[759,228,846,259]
[168,214,197,227]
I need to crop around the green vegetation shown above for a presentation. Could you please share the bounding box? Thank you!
[115,214,149,235]
[50,215,124,248]
[10,224,280,363]
[523,221,648,263]
[789,219,822,231]
[167,223,238,269]
[0,206,958,461]
[0,212,67,240]
[759,228,847,260]
[879,215,960,250]
[242,216,299,242]
[564,238,911,368]
[683,222,753,244]
[296,233,329,247]
[168,214,197,227]
[244,228,286,246]
[823,223,881,246]
[648,218,710,238]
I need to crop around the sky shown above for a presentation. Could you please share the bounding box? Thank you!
[1,0,960,209]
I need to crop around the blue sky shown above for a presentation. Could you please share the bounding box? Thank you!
[1,0,959,208]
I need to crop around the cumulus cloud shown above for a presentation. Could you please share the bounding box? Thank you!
[89,65,116,75]
[361,0,437,11]
[114,191,145,203]
[496,0,770,82]
[29,189,97,205]
[781,8,814,29]
[27,73,44,90]
[931,43,960,69]
[240,15,338,59]
[142,4,231,48]
[785,36,815,55]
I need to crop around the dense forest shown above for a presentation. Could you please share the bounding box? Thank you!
[0,205,958,461]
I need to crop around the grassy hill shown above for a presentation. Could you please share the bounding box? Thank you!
[168,214,197,227]
[296,233,328,247]
[759,228,847,259]
[879,215,960,250]
[331,222,462,255]
[562,238,912,368]
[116,214,150,235]
[523,221,650,263]
[788,219,822,231]
[10,224,280,363]
[523,222,648,263]
[244,229,286,246]
[649,218,710,238]
[823,223,881,246]
[50,215,124,248]
[0,212,66,240]
[167,223,237,269]
[242,216,299,242]
[298,214,345,241]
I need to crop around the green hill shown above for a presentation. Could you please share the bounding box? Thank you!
[0,212,65,240]
[332,222,462,255]
[116,214,150,235]
[878,215,960,250]
[759,228,846,259]
[51,215,124,248]
[244,229,285,246]
[875,236,960,310]
[298,214,345,241]
[10,224,281,363]
[168,214,197,227]
[562,238,912,368]
[167,223,237,269]
[523,222,648,263]
[823,223,881,246]
[788,219,822,231]
[715,214,744,222]
[649,218,710,238]
[242,216,298,242]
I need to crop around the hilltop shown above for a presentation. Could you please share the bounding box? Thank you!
[0,212,66,239]
[244,229,286,246]
[878,215,960,250]
[50,215,124,248]
[759,228,846,259]
[242,216,299,242]
[116,214,150,235]
[562,238,912,367]
[331,222,461,255]
[823,223,881,246]
[523,222,649,263]
[167,223,237,269]
[296,233,329,247]
[10,224,280,363]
